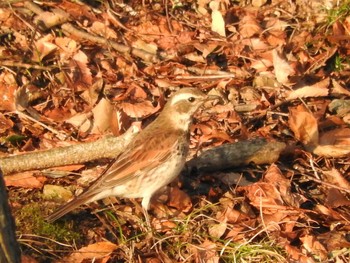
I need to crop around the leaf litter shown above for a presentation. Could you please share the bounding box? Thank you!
[0,0,350,262]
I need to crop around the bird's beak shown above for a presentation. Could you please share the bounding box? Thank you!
[206,94,224,104]
[202,94,224,109]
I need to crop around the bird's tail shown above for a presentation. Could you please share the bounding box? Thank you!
[46,195,92,223]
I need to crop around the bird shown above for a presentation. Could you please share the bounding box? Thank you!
[46,87,219,223]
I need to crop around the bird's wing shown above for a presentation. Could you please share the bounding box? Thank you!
[81,129,182,195]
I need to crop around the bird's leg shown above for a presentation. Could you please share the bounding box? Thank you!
[143,207,151,230]
[141,196,152,230]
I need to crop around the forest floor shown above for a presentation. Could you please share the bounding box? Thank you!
[1,0,350,262]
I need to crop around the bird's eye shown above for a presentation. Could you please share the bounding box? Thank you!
[188,97,196,102]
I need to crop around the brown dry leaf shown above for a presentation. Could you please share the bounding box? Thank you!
[145,258,162,263]
[308,47,337,73]
[241,38,269,50]
[71,50,93,87]
[330,79,350,96]
[284,244,310,263]
[210,1,226,37]
[65,113,92,133]
[250,57,273,72]
[90,21,118,39]
[200,132,234,144]
[252,0,267,7]
[322,168,350,190]
[91,98,114,134]
[314,128,350,157]
[208,221,227,239]
[265,18,288,46]
[121,100,160,118]
[319,128,350,146]
[193,239,219,263]
[44,107,72,122]
[32,34,57,62]
[168,186,192,212]
[4,172,46,188]
[300,235,328,261]
[49,164,85,173]
[80,78,104,106]
[325,188,350,208]
[62,241,118,263]
[242,182,283,208]
[264,164,298,206]
[266,30,286,46]
[59,0,97,21]
[223,206,249,223]
[225,223,253,242]
[239,14,262,38]
[152,218,177,232]
[314,204,344,221]
[318,231,350,251]
[129,19,162,43]
[288,105,319,146]
[0,113,14,133]
[286,78,329,101]
[0,72,17,111]
[313,144,350,158]
[43,185,74,202]
[266,17,289,31]
[184,52,206,63]
[21,254,38,263]
[272,48,295,84]
[55,37,78,61]
[112,109,133,136]
[194,43,221,58]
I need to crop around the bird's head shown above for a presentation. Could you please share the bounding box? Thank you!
[159,88,220,130]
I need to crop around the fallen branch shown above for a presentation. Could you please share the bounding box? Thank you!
[187,138,286,172]
[0,128,137,175]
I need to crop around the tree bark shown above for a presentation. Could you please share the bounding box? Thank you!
[0,169,21,263]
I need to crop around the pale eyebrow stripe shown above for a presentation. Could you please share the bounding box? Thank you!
[169,93,195,105]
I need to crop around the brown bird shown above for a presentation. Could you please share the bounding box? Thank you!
[46,88,218,223]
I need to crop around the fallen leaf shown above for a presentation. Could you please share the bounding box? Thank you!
[193,239,219,263]
[91,98,114,134]
[121,100,160,118]
[325,188,350,208]
[210,1,226,37]
[319,128,350,146]
[300,235,327,261]
[0,113,14,133]
[65,113,92,133]
[168,186,192,212]
[71,50,93,86]
[239,14,262,38]
[288,105,319,146]
[313,128,350,157]
[62,241,118,263]
[286,78,329,101]
[209,221,227,239]
[90,21,118,39]
[43,184,73,202]
[272,48,295,84]
[322,168,350,190]
[32,34,57,62]
[0,72,17,111]
[330,79,350,96]
[313,144,350,158]
[5,172,46,188]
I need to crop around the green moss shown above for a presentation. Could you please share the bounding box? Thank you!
[15,202,81,244]
[326,1,350,26]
